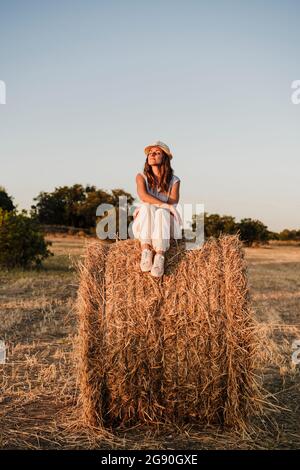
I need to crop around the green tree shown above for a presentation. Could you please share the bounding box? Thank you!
[32,184,135,229]
[267,230,280,240]
[31,190,67,225]
[204,213,237,238]
[0,186,15,212]
[191,212,237,238]
[279,229,299,241]
[190,211,272,246]
[0,208,53,269]
[76,189,114,228]
[31,184,86,226]
[237,218,270,246]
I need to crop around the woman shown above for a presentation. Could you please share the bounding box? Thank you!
[132,140,182,278]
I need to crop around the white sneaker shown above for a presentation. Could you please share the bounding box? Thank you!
[150,253,165,277]
[140,248,153,272]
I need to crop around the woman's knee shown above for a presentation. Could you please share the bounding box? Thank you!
[139,203,156,222]
[154,207,171,221]
[139,202,154,212]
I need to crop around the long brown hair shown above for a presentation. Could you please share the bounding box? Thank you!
[143,151,173,193]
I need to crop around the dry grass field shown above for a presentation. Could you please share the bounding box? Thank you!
[0,235,299,449]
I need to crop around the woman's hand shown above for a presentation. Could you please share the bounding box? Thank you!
[170,206,183,226]
[160,203,182,226]
[133,207,140,219]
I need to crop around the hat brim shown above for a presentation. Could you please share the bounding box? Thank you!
[144,145,173,160]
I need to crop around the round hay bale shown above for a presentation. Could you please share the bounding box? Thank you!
[76,234,263,430]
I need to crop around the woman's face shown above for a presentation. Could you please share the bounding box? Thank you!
[147,147,163,166]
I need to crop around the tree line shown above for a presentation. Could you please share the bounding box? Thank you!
[2,184,299,241]
[0,184,299,269]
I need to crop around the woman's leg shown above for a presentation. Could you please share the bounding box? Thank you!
[149,207,171,277]
[150,208,183,277]
[132,203,156,249]
[151,207,172,253]
[132,203,157,271]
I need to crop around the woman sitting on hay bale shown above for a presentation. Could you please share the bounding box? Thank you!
[132,140,183,278]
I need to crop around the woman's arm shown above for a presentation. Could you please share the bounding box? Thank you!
[136,173,167,206]
[167,181,180,205]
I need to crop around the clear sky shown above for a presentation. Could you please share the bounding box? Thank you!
[0,0,299,232]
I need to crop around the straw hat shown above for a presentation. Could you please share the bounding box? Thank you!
[144,140,173,160]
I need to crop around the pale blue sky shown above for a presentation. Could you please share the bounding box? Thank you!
[0,0,299,231]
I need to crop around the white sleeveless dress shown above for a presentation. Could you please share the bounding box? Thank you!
[132,173,182,249]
